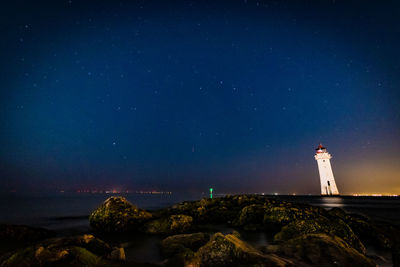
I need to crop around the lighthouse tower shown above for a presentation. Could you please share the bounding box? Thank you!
[314,144,339,195]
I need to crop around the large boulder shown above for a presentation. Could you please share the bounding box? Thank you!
[89,196,152,233]
[263,204,321,231]
[274,216,366,254]
[0,235,124,267]
[272,233,376,267]
[160,232,210,258]
[233,204,267,231]
[144,214,193,235]
[189,232,295,267]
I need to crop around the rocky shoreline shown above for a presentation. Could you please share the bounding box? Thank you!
[1,195,399,266]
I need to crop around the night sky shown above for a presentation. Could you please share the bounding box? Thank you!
[1,0,399,195]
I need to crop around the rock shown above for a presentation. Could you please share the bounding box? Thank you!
[145,214,193,235]
[38,234,115,256]
[160,232,210,258]
[89,196,152,233]
[273,233,376,267]
[231,230,241,238]
[34,245,70,264]
[274,216,366,254]
[161,195,330,231]
[233,204,267,230]
[326,208,395,250]
[0,235,120,267]
[343,214,392,249]
[263,204,321,231]
[109,247,126,261]
[169,198,240,224]
[0,224,56,257]
[189,232,295,266]
[165,195,278,224]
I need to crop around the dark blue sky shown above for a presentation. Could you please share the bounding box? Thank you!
[1,0,399,194]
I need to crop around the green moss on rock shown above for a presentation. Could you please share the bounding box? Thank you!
[263,204,320,230]
[233,204,267,230]
[89,196,152,233]
[145,214,193,234]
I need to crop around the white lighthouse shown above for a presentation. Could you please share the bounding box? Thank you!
[314,144,339,195]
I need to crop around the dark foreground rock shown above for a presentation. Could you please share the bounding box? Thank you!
[162,232,296,267]
[327,208,395,249]
[190,232,296,267]
[268,233,376,267]
[0,234,125,267]
[232,204,267,231]
[0,224,56,258]
[89,196,152,233]
[273,216,366,254]
[160,232,210,258]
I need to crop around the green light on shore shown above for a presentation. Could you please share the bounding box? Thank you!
[210,188,213,199]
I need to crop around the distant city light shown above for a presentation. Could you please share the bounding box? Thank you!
[352,193,399,197]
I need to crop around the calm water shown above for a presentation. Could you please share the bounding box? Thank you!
[0,193,399,234]
[0,192,200,234]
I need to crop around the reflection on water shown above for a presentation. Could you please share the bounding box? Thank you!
[320,196,345,208]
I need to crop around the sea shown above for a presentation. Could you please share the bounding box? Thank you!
[0,193,399,265]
